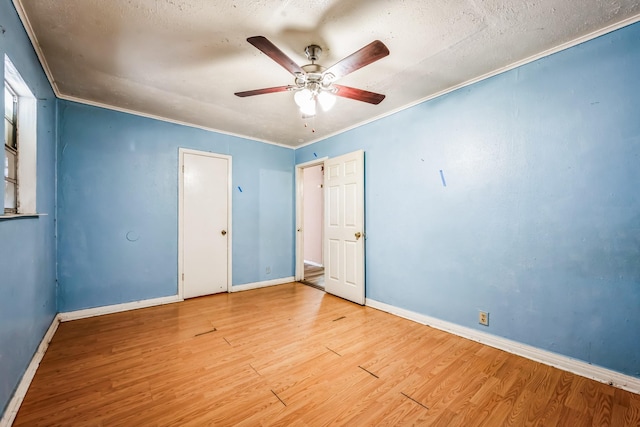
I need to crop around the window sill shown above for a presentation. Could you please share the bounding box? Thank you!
[0,213,47,221]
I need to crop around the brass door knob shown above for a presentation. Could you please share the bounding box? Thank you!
[221,230,227,236]
[355,232,362,239]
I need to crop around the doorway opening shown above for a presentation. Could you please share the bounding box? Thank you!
[295,158,327,289]
[296,150,366,304]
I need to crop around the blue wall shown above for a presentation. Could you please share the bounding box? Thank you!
[0,0,58,415]
[57,101,294,312]
[2,2,639,418]
[296,23,640,378]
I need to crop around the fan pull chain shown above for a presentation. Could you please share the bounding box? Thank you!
[303,121,316,133]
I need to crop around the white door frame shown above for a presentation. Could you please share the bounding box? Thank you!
[178,148,233,299]
[295,157,329,281]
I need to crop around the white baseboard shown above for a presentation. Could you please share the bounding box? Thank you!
[366,298,640,395]
[0,314,61,427]
[231,276,295,292]
[59,295,183,322]
[303,260,323,268]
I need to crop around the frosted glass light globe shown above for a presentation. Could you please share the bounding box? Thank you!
[294,88,313,108]
[317,91,336,111]
[300,100,316,116]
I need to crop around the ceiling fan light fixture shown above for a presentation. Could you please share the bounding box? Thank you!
[317,91,336,111]
[300,100,316,117]
[294,88,313,108]
[236,37,389,117]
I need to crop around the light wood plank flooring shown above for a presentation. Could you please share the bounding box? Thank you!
[14,283,640,426]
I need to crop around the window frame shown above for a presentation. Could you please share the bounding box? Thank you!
[4,81,19,214]
[2,54,38,218]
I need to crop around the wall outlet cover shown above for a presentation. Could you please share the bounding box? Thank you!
[479,311,489,326]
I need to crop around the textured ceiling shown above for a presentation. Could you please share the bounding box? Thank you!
[13,0,640,147]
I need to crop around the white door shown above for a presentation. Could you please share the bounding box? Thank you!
[324,150,365,304]
[180,149,231,299]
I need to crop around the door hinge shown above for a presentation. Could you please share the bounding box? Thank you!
[182,273,184,281]
[182,165,184,173]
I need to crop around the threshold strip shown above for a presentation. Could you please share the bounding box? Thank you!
[359,366,379,379]
[400,392,429,410]
[194,328,217,337]
[271,390,287,407]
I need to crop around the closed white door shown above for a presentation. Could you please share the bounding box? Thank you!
[180,149,230,299]
[324,150,365,304]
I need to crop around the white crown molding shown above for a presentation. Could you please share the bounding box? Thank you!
[59,295,183,322]
[366,298,640,395]
[231,277,295,293]
[10,0,60,96]
[13,1,640,150]
[12,0,293,150]
[294,13,640,150]
[57,94,295,150]
[0,314,60,427]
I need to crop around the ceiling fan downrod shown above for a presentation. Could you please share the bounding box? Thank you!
[304,44,322,62]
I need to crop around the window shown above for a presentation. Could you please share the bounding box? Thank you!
[4,82,18,213]
[3,55,37,216]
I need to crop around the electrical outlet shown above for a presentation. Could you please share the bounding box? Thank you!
[479,311,489,326]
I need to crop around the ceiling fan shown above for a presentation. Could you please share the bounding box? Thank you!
[234,36,389,117]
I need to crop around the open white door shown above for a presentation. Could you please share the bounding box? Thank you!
[324,150,365,304]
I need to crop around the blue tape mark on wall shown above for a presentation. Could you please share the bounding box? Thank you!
[439,170,447,187]
[238,186,243,192]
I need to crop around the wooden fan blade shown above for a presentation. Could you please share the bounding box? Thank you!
[234,86,295,97]
[247,36,304,76]
[325,40,389,80]
[333,84,386,105]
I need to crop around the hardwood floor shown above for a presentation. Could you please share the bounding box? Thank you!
[14,283,640,426]
[301,262,324,288]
